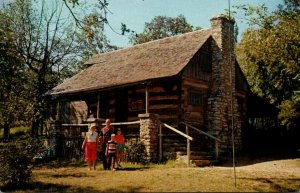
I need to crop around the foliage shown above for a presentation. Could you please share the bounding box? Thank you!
[0,138,43,189]
[0,0,113,138]
[235,0,300,128]
[129,15,200,45]
[0,11,30,140]
[74,11,118,63]
[125,140,148,165]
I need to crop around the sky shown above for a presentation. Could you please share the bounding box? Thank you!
[102,0,283,47]
[0,0,283,48]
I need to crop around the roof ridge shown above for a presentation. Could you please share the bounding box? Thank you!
[85,28,211,65]
[49,27,212,96]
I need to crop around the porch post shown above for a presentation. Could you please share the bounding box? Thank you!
[159,124,163,162]
[49,120,61,157]
[139,113,159,162]
[145,85,149,114]
[97,93,100,119]
[186,126,190,167]
[49,99,62,157]
[56,100,60,120]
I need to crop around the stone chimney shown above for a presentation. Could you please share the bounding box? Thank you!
[207,16,241,155]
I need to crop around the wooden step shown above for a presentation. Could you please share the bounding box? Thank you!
[176,150,217,167]
[191,160,212,167]
[176,151,212,156]
[177,154,213,160]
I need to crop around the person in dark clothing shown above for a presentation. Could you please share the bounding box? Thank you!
[99,119,114,170]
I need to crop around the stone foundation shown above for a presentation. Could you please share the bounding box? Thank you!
[138,113,159,162]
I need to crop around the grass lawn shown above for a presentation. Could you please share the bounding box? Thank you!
[4,157,299,192]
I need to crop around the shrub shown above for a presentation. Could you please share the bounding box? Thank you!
[0,139,42,189]
[125,140,148,165]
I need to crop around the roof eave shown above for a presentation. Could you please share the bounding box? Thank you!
[47,74,181,99]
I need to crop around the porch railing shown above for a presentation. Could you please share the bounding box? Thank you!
[59,121,141,159]
[180,122,222,160]
[158,121,193,166]
[61,120,141,127]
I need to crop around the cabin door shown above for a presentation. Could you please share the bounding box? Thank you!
[115,88,128,123]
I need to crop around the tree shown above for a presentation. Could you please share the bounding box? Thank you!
[129,15,200,45]
[0,19,29,141]
[235,0,300,129]
[0,0,111,137]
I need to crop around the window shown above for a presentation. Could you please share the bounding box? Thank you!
[189,90,204,105]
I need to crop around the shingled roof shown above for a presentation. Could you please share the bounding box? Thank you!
[48,28,212,96]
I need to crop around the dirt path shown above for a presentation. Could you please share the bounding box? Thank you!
[214,157,300,176]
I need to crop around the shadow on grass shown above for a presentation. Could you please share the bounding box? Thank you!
[51,172,90,178]
[1,182,146,192]
[116,166,150,171]
[238,177,300,192]
[34,158,85,169]
[100,186,144,192]
[0,181,97,192]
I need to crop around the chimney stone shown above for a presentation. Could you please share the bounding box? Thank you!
[207,15,241,155]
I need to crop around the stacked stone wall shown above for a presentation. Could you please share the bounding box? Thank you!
[208,16,242,155]
[138,113,159,162]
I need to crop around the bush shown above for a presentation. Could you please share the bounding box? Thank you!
[125,140,148,165]
[0,139,42,189]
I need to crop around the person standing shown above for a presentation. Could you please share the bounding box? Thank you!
[105,133,118,171]
[99,119,114,170]
[115,128,125,167]
[82,124,98,171]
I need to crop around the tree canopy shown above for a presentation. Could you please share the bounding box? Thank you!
[129,15,201,45]
[0,0,113,139]
[235,0,300,128]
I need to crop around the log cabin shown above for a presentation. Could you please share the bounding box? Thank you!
[45,16,275,163]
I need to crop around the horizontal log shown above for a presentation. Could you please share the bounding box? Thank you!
[182,77,209,89]
[62,123,88,127]
[150,99,179,106]
[127,116,140,121]
[186,105,204,112]
[159,114,178,120]
[149,108,178,115]
[149,95,179,101]
[101,120,141,126]
[149,104,178,110]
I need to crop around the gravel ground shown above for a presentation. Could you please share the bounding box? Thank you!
[215,156,300,176]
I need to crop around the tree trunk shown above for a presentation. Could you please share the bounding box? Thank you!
[3,122,10,142]
[31,120,39,137]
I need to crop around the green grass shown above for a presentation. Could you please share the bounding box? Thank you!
[1,158,299,192]
[0,125,30,140]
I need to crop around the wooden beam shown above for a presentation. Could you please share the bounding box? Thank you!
[97,93,100,118]
[145,85,149,114]
[56,100,60,120]
[162,123,193,141]
[149,104,178,110]
[186,125,190,167]
[102,120,141,126]
[159,124,163,162]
